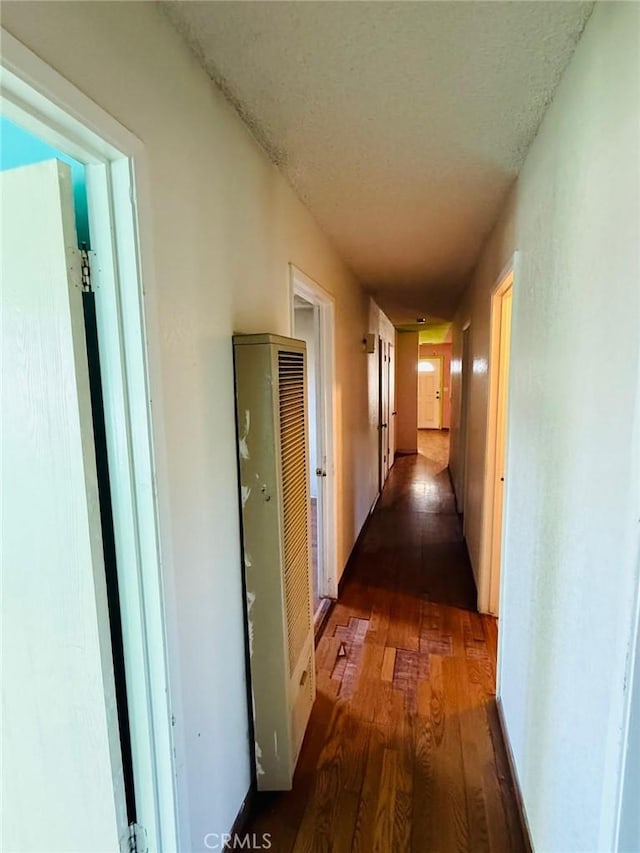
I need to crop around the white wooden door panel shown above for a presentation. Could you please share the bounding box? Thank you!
[1,161,127,851]
[489,285,513,613]
[418,357,442,429]
[389,342,396,466]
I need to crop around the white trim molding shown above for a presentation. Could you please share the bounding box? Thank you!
[289,264,339,599]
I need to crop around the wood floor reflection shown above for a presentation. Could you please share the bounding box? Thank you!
[246,430,527,852]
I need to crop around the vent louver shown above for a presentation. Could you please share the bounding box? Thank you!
[278,350,312,674]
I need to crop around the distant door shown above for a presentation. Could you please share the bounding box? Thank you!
[388,342,396,468]
[378,338,390,490]
[2,161,128,851]
[418,357,443,429]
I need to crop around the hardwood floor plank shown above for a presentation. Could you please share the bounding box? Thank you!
[430,654,470,852]
[329,789,360,853]
[451,655,491,853]
[351,727,386,853]
[412,676,435,851]
[381,645,396,682]
[372,748,399,853]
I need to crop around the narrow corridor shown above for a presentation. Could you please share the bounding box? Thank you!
[248,432,527,852]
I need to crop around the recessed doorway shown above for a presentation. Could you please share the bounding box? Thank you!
[290,266,338,625]
[479,263,515,616]
[1,34,177,851]
[418,355,444,429]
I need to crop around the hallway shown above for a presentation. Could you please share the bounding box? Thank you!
[247,432,526,852]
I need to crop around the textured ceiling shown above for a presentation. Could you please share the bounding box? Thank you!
[163,1,593,323]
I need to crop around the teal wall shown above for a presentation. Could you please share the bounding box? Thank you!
[0,116,90,246]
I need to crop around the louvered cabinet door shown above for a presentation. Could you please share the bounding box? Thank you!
[276,349,315,764]
[233,334,316,791]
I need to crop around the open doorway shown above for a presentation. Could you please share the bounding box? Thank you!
[1,33,177,851]
[417,335,452,464]
[479,264,514,616]
[1,114,140,835]
[418,356,443,429]
[378,337,390,491]
[458,323,471,518]
[290,266,337,626]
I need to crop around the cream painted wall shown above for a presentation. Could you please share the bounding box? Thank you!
[395,331,418,454]
[0,3,392,848]
[450,4,640,851]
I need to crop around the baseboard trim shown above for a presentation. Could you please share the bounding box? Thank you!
[314,597,333,645]
[495,697,534,852]
[313,494,380,646]
[337,494,378,597]
[224,787,254,850]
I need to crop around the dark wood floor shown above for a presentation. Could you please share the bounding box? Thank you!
[247,430,526,852]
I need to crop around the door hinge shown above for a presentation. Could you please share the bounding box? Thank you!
[121,822,148,853]
[80,244,95,293]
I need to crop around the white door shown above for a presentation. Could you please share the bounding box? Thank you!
[418,357,442,429]
[384,341,392,479]
[380,339,390,485]
[2,160,128,851]
[388,342,396,468]
[378,337,390,490]
[489,284,513,613]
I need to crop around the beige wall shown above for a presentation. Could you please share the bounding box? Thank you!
[395,331,418,454]
[1,3,393,847]
[450,4,640,851]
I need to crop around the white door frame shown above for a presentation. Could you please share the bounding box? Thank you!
[458,321,472,520]
[478,254,518,617]
[289,264,338,599]
[383,339,391,481]
[1,31,178,851]
[418,355,444,430]
[377,336,384,491]
[388,340,396,470]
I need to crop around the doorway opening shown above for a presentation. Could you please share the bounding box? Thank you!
[378,337,392,491]
[1,31,177,852]
[458,323,472,519]
[290,266,338,624]
[1,114,139,829]
[417,335,452,467]
[479,264,514,616]
[418,355,443,429]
